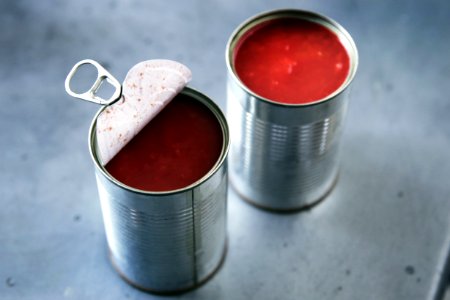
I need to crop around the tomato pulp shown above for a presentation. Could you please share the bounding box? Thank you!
[106,93,223,191]
[234,18,350,104]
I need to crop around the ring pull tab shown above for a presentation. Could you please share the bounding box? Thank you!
[65,59,122,106]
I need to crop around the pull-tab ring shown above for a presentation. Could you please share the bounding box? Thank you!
[65,59,122,106]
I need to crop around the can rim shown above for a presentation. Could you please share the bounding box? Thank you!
[225,8,359,107]
[88,86,230,196]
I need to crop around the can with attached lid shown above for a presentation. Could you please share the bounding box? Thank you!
[90,87,229,293]
[65,60,230,294]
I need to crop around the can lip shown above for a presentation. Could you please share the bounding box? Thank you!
[88,86,230,196]
[225,8,359,108]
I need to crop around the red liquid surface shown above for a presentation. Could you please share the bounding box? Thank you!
[105,93,223,191]
[234,18,350,104]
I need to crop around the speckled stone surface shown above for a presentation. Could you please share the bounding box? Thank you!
[1,0,450,299]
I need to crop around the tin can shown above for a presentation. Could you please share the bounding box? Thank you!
[225,9,358,211]
[89,87,230,293]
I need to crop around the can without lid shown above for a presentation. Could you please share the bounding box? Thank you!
[226,9,358,211]
[89,87,230,293]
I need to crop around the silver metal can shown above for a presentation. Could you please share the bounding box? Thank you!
[88,87,229,293]
[225,9,358,211]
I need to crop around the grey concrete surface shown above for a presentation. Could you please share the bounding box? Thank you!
[1,0,450,299]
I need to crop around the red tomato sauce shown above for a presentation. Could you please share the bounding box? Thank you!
[105,93,223,191]
[234,18,350,104]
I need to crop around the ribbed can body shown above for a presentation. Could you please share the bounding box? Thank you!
[89,87,229,293]
[227,80,347,210]
[225,10,358,211]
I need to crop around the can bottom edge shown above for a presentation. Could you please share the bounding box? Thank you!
[229,173,339,213]
[107,239,228,295]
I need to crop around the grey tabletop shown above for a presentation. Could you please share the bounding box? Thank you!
[1,0,450,299]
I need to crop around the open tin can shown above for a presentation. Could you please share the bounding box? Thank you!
[226,9,358,211]
[88,86,230,293]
